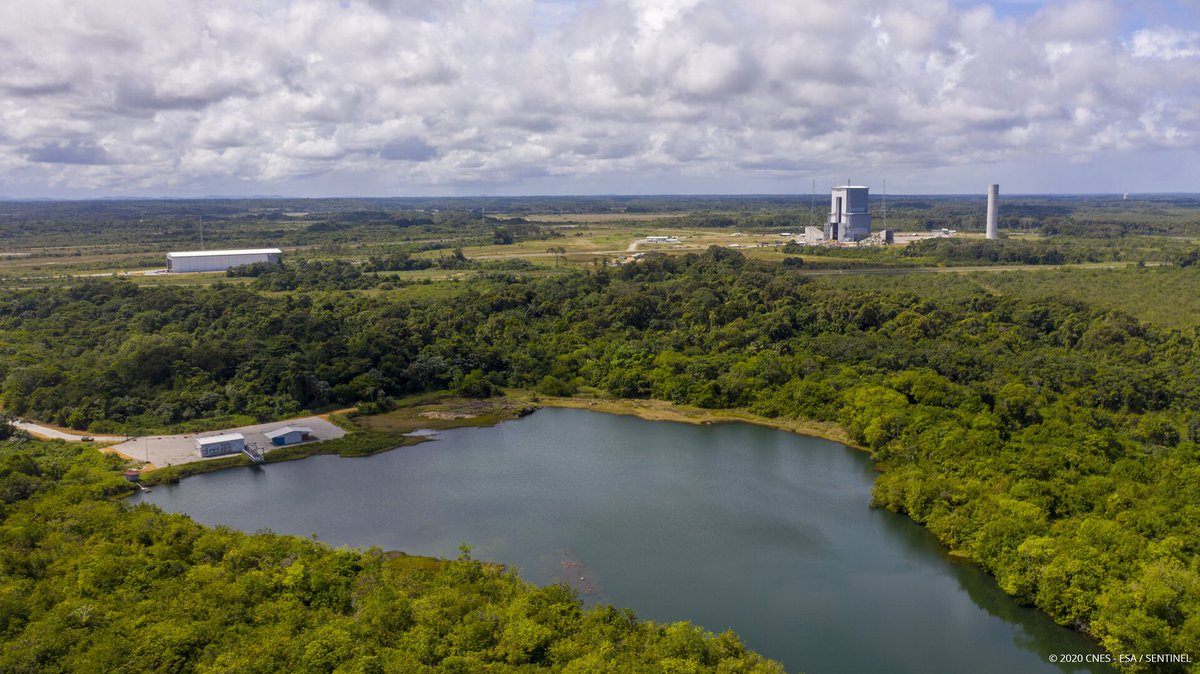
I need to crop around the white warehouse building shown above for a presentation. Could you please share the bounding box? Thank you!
[195,433,246,458]
[166,248,283,273]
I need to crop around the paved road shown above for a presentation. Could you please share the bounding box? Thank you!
[12,420,125,442]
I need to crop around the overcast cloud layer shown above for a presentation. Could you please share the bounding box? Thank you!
[1,0,1198,197]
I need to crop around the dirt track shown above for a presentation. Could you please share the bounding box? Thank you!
[13,420,124,442]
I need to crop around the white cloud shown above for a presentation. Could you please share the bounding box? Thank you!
[0,0,1197,195]
[1130,27,1200,59]
[1030,0,1121,42]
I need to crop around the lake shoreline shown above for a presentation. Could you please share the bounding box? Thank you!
[138,392,866,488]
[137,396,537,486]
[532,394,867,453]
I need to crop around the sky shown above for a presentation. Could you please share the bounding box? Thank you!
[1,0,1198,198]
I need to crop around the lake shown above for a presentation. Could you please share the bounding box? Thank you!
[133,407,1113,673]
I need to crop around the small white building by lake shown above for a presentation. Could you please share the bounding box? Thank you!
[195,433,245,457]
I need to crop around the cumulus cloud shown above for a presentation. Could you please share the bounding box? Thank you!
[0,0,1197,195]
[1130,27,1200,59]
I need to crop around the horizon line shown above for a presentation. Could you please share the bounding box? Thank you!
[1,191,1197,202]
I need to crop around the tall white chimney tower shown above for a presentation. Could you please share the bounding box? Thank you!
[986,184,999,240]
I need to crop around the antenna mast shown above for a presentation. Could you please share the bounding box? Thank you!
[809,179,815,227]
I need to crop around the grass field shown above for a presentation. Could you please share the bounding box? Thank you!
[3,199,1199,334]
[354,395,536,434]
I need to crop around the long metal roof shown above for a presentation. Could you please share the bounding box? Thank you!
[167,248,282,258]
[195,432,245,444]
[265,426,313,438]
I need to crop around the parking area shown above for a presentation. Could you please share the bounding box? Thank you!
[107,416,346,467]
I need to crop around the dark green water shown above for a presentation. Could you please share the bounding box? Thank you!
[134,408,1114,673]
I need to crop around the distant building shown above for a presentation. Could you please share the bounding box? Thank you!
[265,426,314,446]
[804,226,825,244]
[861,229,895,246]
[825,186,872,243]
[166,248,282,273]
[195,433,245,457]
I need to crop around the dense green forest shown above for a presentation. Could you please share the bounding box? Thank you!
[2,248,1200,670]
[0,433,781,672]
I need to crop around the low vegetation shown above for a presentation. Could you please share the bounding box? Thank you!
[5,194,1200,286]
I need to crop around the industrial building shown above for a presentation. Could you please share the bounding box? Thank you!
[825,186,872,243]
[166,248,282,273]
[195,433,246,457]
[264,426,314,446]
[860,229,894,245]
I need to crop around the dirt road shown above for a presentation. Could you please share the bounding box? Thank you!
[13,420,124,442]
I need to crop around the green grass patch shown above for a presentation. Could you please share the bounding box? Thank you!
[354,394,536,434]
[140,455,251,485]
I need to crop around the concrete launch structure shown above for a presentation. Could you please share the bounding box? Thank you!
[986,184,999,240]
[825,186,872,243]
[166,248,283,273]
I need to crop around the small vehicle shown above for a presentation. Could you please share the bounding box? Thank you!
[80,436,94,442]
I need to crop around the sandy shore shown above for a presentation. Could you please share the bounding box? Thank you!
[532,395,865,452]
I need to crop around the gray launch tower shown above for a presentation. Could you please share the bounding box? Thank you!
[825,186,872,243]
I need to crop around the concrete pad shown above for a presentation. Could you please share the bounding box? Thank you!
[108,416,346,467]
